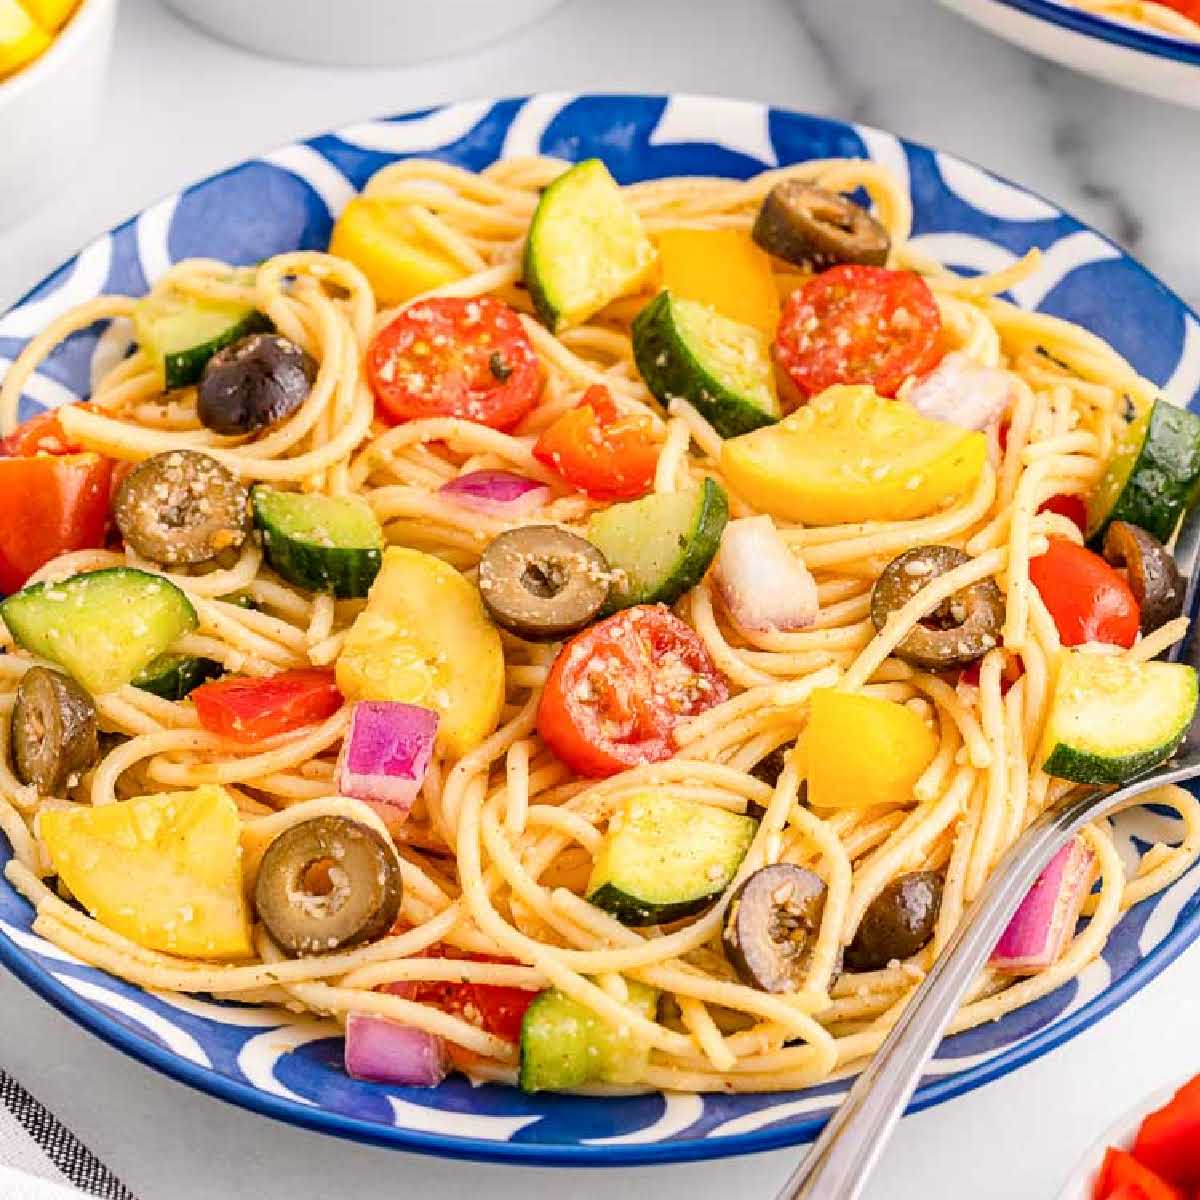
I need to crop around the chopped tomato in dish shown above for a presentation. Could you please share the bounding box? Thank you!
[538,604,728,778]
[533,384,659,500]
[1038,492,1088,534]
[192,668,342,741]
[366,295,541,430]
[774,264,943,399]
[1094,1148,1185,1200]
[2,406,87,456]
[1029,537,1140,649]
[1159,0,1200,20]
[1132,1076,1200,1190]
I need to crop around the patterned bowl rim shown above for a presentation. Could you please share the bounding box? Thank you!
[2,93,1200,1167]
[980,0,1200,65]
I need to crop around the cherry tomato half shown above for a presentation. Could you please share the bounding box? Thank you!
[533,385,659,500]
[366,296,541,430]
[774,265,943,399]
[538,605,728,778]
[1038,492,1087,534]
[192,668,342,742]
[1159,0,1200,21]
[2,407,87,456]
[1028,537,1140,649]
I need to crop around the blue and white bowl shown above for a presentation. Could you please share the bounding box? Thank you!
[1,94,1200,1165]
[938,0,1200,108]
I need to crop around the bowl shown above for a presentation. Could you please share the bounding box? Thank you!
[0,0,118,229]
[160,0,568,66]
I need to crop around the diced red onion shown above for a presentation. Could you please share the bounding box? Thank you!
[990,837,1095,974]
[907,352,1011,433]
[712,516,819,633]
[344,1013,448,1087]
[438,470,549,516]
[336,701,438,820]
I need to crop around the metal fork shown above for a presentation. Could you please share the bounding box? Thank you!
[778,500,1200,1200]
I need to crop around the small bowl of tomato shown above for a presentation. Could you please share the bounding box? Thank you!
[1058,1073,1200,1199]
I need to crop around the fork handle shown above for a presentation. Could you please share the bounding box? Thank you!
[776,789,1100,1200]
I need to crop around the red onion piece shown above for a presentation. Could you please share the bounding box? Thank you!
[991,837,1095,974]
[344,1013,448,1087]
[438,470,549,516]
[336,701,438,819]
[712,515,819,633]
[908,352,1011,433]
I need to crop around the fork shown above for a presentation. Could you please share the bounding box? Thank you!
[777,499,1200,1200]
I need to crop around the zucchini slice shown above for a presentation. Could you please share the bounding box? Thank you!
[1039,651,1198,785]
[133,653,223,701]
[633,291,780,438]
[252,487,384,599]
[0,569,198,695]
[519,981,658,1093]
[1087,399,1200,545]
[587,478,728,611]
[134,287,270,391]
[523,158,656,332]
[586,791,757,926]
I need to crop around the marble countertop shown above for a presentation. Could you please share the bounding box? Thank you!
[2,1,1199,1197]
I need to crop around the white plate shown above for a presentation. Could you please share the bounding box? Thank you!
[938,0,1200,108]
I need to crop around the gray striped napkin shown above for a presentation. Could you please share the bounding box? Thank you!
[0,1070,136,1200]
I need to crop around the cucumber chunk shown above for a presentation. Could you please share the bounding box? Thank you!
[586,791,758,926]
[133,653,223,701]
[524,158,657,332]
[134,287,270,390]
[519,981,658,1093]
[633,291,779,438]
[1087,399,1200,545]
[252,487,384,599]
[1039,651,1197,784]
[587,478,728,611]
[0,569,198,695]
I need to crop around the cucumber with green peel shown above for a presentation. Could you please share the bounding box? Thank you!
[1087,399,1200,545]
[523,158,657,332]
[1039,651,1198,785]
[586,791,758,926]
[518,981,658,1093]
[632,291,780,438]
[133,287,270,391]
[252,487,384,599]
[133,653,223,701]
[0,569,197,696]
[587,478,728,611]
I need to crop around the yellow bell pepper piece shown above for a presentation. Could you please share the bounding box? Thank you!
[0,0,50,78]
[654,228,779,334]
[40,786,254,959]
[329,197,466,307]
[336,547,504,757]
[806,690,937,810]
[721,384,987,525]
[19,0,77,31]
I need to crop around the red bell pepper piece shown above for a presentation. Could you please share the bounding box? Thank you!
[1132,1076,1200,1189]
[1029,537,1140,648]
[1095,1148,1185,1200]
[192,668,342,742]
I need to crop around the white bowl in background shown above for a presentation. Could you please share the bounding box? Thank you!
[0,0,118,230]
[160,0,568,66]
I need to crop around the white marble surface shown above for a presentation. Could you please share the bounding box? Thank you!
[2,1,1200,1197]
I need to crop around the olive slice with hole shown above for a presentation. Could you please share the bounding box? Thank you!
[870,545,1004,671]
[752,181,891,271]
[114,449,251,565]
[1102,520,1184,637]
[254,816,402,956]
[11,667,99,796]
[478,526,611,641]
[198,333,316,436]
[722,864,827,993]
[844,871,944,972]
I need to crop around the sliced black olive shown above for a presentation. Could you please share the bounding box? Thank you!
[1102,521,1184,637]
[255,816,402,956]
[752,181,890,271]
[11,667,99,796]
[844,871,943,972]
[478,526,610,641]
[198,333,316,436]
[747,746,803,819]
[722,864,827,993]
[114,449,251,566]
[870,545,1004,671]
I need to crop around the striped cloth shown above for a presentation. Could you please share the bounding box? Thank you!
[0,1070,136,1200]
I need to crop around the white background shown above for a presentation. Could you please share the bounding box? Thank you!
[2,1,1200,1197]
